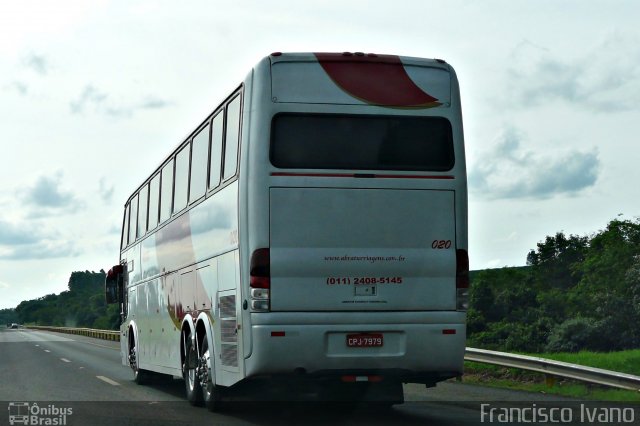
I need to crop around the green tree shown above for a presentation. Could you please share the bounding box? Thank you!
[0,308,18,326]
[470,218,640,353]
[14,271,115,329]
[576,219,640,296]
[527,232,588,291]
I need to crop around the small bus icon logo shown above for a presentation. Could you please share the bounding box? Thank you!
[7,402,30,425]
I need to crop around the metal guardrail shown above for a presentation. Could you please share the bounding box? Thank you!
[465,347,640,392]
[26,326,120,342]
[22,327,640,392]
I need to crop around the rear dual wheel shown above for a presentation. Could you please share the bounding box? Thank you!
[183,335,202,405]
[183,334,225,411]
[200,338,225,412]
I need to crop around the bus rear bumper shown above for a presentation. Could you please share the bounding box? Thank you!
[244,311,466,385]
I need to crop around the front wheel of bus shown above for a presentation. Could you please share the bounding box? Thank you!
[183,336,203,406]
[200,338,224,411]
[130,344,150,385]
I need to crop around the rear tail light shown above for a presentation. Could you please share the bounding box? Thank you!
[250,248,270,312]
[456,249,469,311]
[106,264,124,281]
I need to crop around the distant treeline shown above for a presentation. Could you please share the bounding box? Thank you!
[469,218,640,352]
[13,270,120,330]
[1,308,18,326]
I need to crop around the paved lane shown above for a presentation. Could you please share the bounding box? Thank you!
[0,327,185,402]
[2,328,620,426]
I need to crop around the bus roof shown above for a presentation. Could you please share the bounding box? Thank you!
[269,52,453,108]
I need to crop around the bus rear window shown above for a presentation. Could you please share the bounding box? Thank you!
[270,114,454,171]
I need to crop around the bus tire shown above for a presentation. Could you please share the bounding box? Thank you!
[200,338,225,412]
[183,336,203,406]
[133,366,152,385]
[129,341,151,385]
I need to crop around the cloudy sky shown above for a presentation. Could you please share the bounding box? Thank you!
[1,1,639,309]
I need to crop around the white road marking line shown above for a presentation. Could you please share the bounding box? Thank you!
[44,350,51,353]
[96,375,120,386]
[60,358,71,363]
[35,344,40,347]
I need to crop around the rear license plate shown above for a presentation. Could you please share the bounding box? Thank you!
[346,333,383,347]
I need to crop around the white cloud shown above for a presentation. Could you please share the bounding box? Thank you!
[470,127,600,200]
[0,237,79,263]
[70,85,109,115]
[20,171,85,217]
[0,219,42,245]
[0,240,79,261]
[70,85,172,118]
[139,96,172,110]
[7,81,28,95]
[0,216,80,261]
[23,52,48,75]
[507,31,640,112]
[99,178,115,204]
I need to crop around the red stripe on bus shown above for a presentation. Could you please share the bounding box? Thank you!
[314,53,440,107]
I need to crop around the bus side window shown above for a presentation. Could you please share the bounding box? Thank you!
[223,95,241,181]
[160,160,174,223]
[148,174,160,230]
[129,194,139,243]
[190,124,209,202]
[138,183,149,237]
[174,143,190,213]
[209,111,224,189]
[121,202,130,249]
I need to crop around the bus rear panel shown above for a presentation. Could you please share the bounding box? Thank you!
[242,52,468,389]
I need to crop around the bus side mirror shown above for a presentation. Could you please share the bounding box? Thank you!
[105,264,124,304]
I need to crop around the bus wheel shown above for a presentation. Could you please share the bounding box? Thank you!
[130,343,150,385]
[200,338,224,412]
[183,336,203,406]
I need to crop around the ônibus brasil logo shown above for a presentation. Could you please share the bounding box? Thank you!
[7,402,72,425]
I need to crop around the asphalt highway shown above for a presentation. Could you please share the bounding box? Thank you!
[0,327,611,426]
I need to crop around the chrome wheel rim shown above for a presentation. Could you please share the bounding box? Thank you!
[202,346,211,398]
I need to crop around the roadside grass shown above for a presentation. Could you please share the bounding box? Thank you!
[532,350,640,376]
[463,349,640,402]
